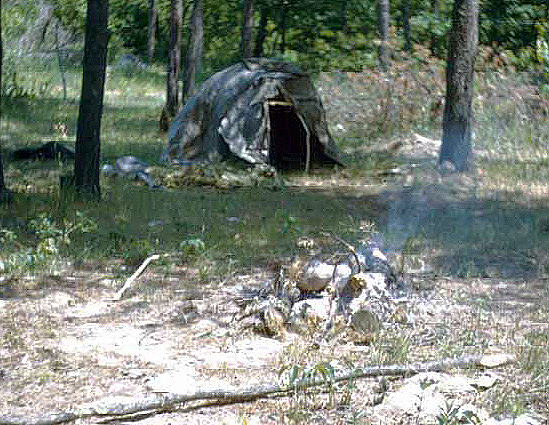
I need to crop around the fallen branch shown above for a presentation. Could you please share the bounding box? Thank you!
[0,353,514,425]
[112,254,164,301]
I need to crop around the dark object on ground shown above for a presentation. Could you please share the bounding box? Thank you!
[101,156,159,188]
[11,142,75,161]
[162,58,342,171]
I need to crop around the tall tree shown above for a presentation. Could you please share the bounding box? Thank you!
[242,0,254,58]
[74,0,109,198]
[182,0,203,102]
[278,0,288,54]
[146,0,158,64]
[439,0,479,171]
[430,0,440,55]
[402,0,411,52]
[253,6,268,57]
[0,0,7,202]
[166,0,182,116]
[378,0,390,71]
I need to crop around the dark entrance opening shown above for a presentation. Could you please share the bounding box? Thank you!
[268,100,309,169]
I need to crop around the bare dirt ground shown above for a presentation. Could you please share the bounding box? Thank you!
[1,132,548,425]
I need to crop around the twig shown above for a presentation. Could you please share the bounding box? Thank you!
[0,354,514,425]
[320,232,361,273]
[112,254,162,301]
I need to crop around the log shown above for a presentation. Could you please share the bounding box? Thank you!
[0,354,514,425]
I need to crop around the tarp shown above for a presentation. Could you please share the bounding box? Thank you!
[162,58,341,169]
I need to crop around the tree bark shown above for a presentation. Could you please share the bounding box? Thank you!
[166,0,182,116]
[340,0,349,34]
[74,0,109,199]
[378,0,390,71]
[242,0,254,59]
[182,0,203,102]
[253,6,268,57]
[146,0,157,64]
[439,0,478,171]
[402,0,411,52]
[278,0,287,54]
[0,0,6,202]
[430,0,440,55]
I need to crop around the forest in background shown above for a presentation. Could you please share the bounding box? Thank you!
[2,0,549,85]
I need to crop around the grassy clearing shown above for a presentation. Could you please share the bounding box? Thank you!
[2,59,549,421]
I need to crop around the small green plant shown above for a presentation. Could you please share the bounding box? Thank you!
[436,400,481,425]
[275,210,302,237]
[29,211,97,259]
[122,239,154,265]
[279,361,337,407]
[1,212,97,272]
[179,238,206,257]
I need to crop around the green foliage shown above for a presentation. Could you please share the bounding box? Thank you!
[276,210,302,237]
[279,360,338,407]
[0,212,97,273]
[29,211,97,259]
[436,400,481,425]
[121,238,154,265]
[109,0,172,60]
[179,238,206,259]
[6,0,549,74]
[48,0,87,36]
[480,0,546,53]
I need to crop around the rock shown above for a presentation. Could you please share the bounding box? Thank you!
[479,353,515,368]
[350,307,381,335]
[418,390,447,425]
[381,380,423,414]
[288,298,331,335]
[375,373,480,425]
[333,263,353,291]
[345,273,393,323]
[470,371,501,390]
[297,260,334,292]
[431,375,476,394]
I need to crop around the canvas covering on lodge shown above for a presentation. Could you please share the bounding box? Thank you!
[162,58,341,169]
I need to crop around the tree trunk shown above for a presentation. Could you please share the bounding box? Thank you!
[146,0,157,64]
[166,0,182,116]
[439,0,478,171]
[402,0,411,52]
[378,0,390,71]
[340,0,349,34]
[182,0,203,102]
[241,0,254,59]
[280,1,287,54]
[0,0,6,202]
[430,0,440,55]
[74,0,109,198]
[253,6,268,57]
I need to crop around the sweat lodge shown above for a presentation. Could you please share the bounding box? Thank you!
[162,58,342,171]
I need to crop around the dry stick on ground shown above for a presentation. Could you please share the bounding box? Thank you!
[112,253,168,301]
[0,354,514,425]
